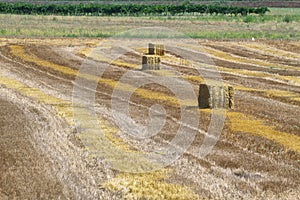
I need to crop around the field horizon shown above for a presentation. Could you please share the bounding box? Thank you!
[0,7,299,40]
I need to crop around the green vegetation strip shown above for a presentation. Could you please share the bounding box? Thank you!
[0,2,269,16]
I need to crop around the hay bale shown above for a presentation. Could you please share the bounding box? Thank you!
[198,84,210,108]
[226,86,234,109]
[148,43,155,55]
[142,55,161,70]
[156,44,165,56]
[148,43,165,56]
[198,84,234,109]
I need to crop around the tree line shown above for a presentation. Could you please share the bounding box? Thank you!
[0,2,270,16]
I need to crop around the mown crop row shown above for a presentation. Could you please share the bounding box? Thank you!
[0,2,269,16]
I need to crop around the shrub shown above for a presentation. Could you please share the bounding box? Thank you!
[243,15,254,23]
[283,15,292,23]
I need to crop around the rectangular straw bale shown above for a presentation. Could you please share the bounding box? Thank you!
[198,84,234,109]
[148,43,165,56]
[142,55,161,70]
[198,84,210,108]
[148,43,155,55]
[225,86,234,109]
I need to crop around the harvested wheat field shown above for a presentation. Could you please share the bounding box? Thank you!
[0,36,299,200]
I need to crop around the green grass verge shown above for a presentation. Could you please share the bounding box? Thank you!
[0,12,299,39]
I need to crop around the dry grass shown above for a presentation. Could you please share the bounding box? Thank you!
[152,70,178,77]
[184,74,300,104]
[2,39,300,199]
[4,45,203,198]
[163,54,192,67]
[243,43,300,60]
[10,45,78,76]
[14,44,300,108]
[80,44,300,89]
[265,89,300,103]
[0,72,200,200]
[9,45,197,107]
[201,109,300,153]
[0,72,133,152]
[104,170,199,200]
[219,66,300,86]
[79,47,139,69]
[203,46,299,71]
[0,98,65,199]
[227,112,300,153]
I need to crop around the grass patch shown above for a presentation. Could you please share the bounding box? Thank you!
[0,14,299,39]
[282,15,293,23]
[187,30,300,40]
[267,8,300,16]
[0,29,7,35]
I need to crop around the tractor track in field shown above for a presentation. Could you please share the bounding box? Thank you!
[13,43,300,135]
[264,40,300,55]
[0,39,299,199]
[0,93,68,199]
[201,43,300,68]
[4,42,300,162]
[0,82,120,200]
[2,41,300,148]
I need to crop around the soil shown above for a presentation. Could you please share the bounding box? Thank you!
[0,97,66,199]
